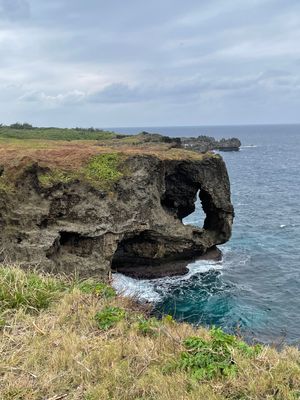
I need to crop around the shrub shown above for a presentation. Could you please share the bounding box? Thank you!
[77,280,116,298]
[9,122,33,130]
[95,306,125,330]
[172,327,261,381]
[137,316,160,336]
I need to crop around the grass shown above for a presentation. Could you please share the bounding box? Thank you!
[0,178,13,193]
[95,306,126,330]
[0,266,67,313]
[0,265,299,399]
[0,135,211,187]
[37,153,125,190]
[168,328,262,381]
[84,153,124,188]
[0,126,117,141]
[38,169,76,187]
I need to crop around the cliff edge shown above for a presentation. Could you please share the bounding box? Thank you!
[0,138,234,279]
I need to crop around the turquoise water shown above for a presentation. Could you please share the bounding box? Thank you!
[113,125,300,345]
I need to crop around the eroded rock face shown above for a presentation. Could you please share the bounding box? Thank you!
[181,136,241,152]
[0,155,234,279]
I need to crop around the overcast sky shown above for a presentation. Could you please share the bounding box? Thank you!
[1,0,300,127]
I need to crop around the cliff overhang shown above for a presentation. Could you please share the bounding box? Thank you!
[0,144,234,279]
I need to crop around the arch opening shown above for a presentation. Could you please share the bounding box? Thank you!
[182,189,206,228]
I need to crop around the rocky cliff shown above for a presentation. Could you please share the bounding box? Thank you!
[181,136,241,152]
[0,145,234,279]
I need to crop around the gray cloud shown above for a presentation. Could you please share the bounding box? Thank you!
[1,0,300,126]
[0,0,30,20]
[18,71,300,109]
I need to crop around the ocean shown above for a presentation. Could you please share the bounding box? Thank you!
[111,124,300,346]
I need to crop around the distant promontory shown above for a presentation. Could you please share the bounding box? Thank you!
[181,135,241,152]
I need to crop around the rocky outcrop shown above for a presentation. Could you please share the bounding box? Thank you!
[181,136,241,152]
[0,154,234,279]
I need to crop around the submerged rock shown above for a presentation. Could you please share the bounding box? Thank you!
[0,153,234,279]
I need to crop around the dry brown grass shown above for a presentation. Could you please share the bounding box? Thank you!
[0,138,208,173]
[0,267,299,400]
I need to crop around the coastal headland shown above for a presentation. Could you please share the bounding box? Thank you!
[0,125,234,279]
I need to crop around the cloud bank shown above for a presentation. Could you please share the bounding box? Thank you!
[1,0,300,126]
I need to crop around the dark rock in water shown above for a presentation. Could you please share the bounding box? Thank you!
[0,154,233,279]
[114,246,222,279]
[216,138,241,151]
[181,136,241,152]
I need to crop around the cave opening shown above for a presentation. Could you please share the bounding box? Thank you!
[111,230,200,279]
[182,189,206,228]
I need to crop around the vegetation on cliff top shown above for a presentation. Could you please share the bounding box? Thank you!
[0,266,299,400]
[0,124,117,141]
[37,152,126,190]
[0,126,215,192]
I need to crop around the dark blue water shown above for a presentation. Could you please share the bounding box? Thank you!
[113,125,300,345]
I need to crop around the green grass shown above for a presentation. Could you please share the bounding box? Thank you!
[0,179,13,193]
[0,173,14,193]
[0,126,117,141]
[37,153,125,190]
[38,169,76,187]
[77,280,116,298]
[0,266,67,313]
[95,306,126,330]
[84,153,124,188]
[0,265,115,314]
[171,327,262,381]
[137,316,161,336]
[0,265,299,400]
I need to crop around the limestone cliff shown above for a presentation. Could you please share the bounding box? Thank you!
[0,152,234,279]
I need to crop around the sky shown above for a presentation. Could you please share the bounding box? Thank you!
[1,0,300,128]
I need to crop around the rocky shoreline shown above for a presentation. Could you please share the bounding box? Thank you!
[181,135,241,152]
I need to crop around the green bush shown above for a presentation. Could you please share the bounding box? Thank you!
[137,316,160,336]
[172,327,261,381]
[77,280,116,298]
[95,306,125,330]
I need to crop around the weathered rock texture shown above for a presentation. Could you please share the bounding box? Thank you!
[181,136,241,152]
[0,154,234,279]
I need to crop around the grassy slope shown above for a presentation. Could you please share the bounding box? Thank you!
[0,266,299,400]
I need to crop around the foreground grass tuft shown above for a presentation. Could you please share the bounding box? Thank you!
[0,265,299,400]
[95,306,126,330]
[170,327,262,381]
[77,279,116,298]
[0,266,67,313]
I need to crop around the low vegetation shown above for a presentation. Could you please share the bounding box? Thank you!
[0,125,211,191]
[0,124,117,141]
[0,265,299,400]
[37,152,125,190]
[84,153,124,188]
